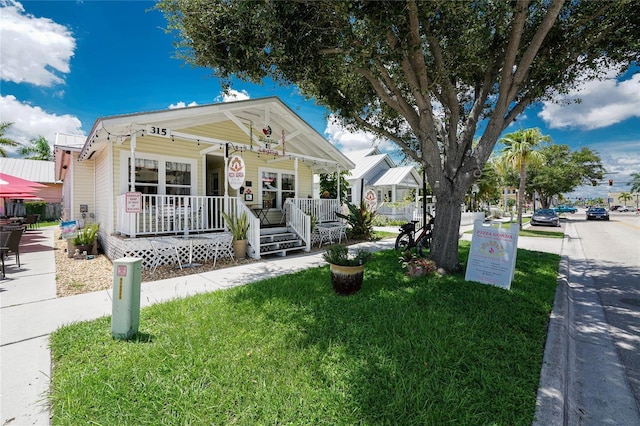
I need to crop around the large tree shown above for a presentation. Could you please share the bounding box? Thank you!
[527,144,605,208]
[157,0,639,272]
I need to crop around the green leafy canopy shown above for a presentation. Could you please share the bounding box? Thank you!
[156,0,639,271]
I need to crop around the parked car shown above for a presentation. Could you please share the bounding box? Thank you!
[610,205,622,211]
[586,207,610,221]
[531,209,560,227]
[617,206,631,212]
[553,205,578,214]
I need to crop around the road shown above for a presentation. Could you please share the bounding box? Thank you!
[569,210,640,410]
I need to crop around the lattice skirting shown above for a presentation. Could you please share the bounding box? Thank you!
[101,232,234,270]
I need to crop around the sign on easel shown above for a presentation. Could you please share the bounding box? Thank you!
[464,220,519,290]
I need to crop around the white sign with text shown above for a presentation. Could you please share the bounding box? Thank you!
[465,220,519,290]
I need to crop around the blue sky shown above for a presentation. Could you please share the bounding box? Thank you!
[1,0,639,201]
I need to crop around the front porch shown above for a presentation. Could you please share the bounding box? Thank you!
[108,195,343,267]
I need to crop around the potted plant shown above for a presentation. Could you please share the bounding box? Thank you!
[322,244,372,295]
[222,211,249,260]
[71,223,100,257]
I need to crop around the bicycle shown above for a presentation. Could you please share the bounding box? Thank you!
[394,215,434,257]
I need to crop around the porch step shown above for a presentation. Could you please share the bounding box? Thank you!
[259,230,305,257]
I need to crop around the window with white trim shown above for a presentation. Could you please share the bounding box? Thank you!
[124,154,195,200]
[260,168,295,209]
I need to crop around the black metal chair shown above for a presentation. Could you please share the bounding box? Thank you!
[0,231,10,279]
[4,226,25,268]
[24,214,37,230]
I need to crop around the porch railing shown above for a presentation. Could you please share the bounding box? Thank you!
[291,198,341,223]
[229,200,260,260]
[286,199,311,252]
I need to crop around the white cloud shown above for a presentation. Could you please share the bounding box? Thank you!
[323,115,395,155]
[216,89,251,103]
[168,101,198,109]
[0,94,84,154]
[0,0,75,86]
[539,69,640,130]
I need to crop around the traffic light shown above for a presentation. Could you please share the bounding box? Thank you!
[609,179,613,186]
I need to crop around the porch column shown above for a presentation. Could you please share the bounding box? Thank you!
[294,158,299,198]
[223,148,229,213]
[336,165,341,205]
[130,133,137,192]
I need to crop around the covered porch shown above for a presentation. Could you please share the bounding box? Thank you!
[111,195,343,267]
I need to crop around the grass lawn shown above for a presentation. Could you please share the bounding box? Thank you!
[50,242,560,425]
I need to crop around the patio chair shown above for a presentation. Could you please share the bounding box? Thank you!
[5,226,25,268]
[0,231,10,279]
[203,233,235,267]
[24,214,37,230]
[149,239,183,275]
[158,205,175,233]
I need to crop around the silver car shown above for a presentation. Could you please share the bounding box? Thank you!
[531,209,560,227]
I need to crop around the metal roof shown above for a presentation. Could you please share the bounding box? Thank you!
[0,158,57,183]
[370,166,422,187]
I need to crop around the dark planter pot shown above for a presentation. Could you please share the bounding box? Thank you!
[329,263,365,295]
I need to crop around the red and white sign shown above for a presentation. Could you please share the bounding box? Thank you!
[228,155,245,190]
[125,192,142,213]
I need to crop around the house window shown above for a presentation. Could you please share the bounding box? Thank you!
[166,161,191,195]
[131,158,159,195]
[260,169,295,209]
[126,155,194,199]
[346,187,352,203]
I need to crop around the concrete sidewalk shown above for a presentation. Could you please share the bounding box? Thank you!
[1,223,637,425]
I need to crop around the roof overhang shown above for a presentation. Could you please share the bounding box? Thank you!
[78,97,354,171]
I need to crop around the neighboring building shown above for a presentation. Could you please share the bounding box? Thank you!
[315,148,422,205]
[0,157,62,203]
[54,97,354,263]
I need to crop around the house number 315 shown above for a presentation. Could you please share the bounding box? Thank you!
[148,126,169,137]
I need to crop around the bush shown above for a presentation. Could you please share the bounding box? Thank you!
[336,201,376,240]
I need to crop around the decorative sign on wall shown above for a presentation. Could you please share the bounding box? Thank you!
[364,189,377,211]
[125,192,142,213]
[228,155,246,190]
[464,220,519,290]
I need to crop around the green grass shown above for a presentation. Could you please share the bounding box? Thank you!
[464,221,564,239]
[50,242,560,425]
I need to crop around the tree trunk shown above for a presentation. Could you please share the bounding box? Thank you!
[518,164,526,230]
[430,189,464,273]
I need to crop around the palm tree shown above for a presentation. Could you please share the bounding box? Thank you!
[0,122,18,157]
[618,192,633,205]
[629,173,640,194]
[18,136,53,161]
[496,128,549,229]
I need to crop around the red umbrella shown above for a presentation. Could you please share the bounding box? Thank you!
[0,173,46,187]
[3,193,43,200]
[0,173,45,196]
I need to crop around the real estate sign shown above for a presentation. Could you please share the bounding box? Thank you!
[464,220,519,290]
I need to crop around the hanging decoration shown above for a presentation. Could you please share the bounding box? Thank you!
[258,123,281,156]
[249,120,254,151]
[281,129,286,156]
[228,155,246,190]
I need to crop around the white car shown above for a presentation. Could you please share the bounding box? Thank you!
[617,206,631,212]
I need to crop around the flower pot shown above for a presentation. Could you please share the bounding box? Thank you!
[232,239,247,260]
[329,263,365,295]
